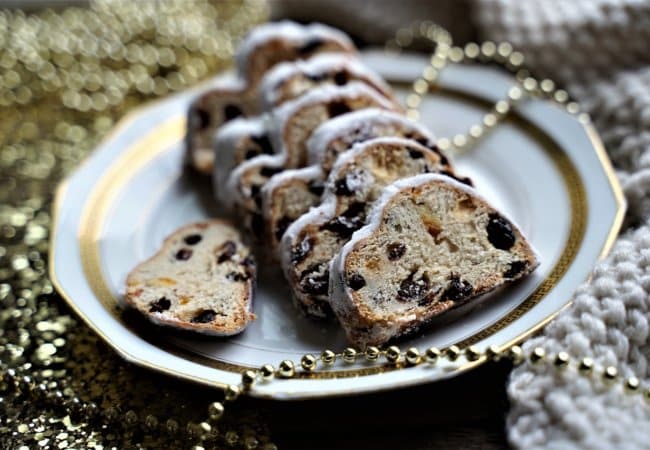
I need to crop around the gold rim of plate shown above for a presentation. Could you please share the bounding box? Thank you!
[49,78,625,394]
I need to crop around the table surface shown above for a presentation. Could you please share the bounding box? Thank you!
[254,361,512,449]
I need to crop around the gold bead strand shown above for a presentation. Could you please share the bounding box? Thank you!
[419,40,590,155]
[436,42,527,154]
[385,21,453,121]
[199,365,280,448]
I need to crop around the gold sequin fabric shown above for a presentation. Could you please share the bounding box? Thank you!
[0,1,277,448]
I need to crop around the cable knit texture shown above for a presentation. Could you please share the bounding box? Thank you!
[271,0,650,447]
[473,1,650,448]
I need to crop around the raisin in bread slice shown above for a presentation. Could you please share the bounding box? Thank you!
[261,165,326,255]
[186,74,253,174]
[259,53,397,109]
[280,137,454,318]
[235,21,356,87]
[329,174,539,347]
[125,221,256,335]
[307,108,449,173]
[269,82,402,168]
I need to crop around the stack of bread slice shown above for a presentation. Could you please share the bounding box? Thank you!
[128,21,539,346]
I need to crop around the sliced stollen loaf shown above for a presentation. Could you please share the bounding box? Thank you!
[280,137,454,318]
[186,21,357,174]
[212,59,400,203]
[329,174,539,347]
[259,52,397,109]
[124,221,256,335]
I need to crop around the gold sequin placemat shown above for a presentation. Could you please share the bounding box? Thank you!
[0,2,277,448]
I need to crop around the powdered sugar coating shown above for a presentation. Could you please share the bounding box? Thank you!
[235,21,355,79]
[212,115,270,200]
[306,108,439,169]
[258,52,395,109]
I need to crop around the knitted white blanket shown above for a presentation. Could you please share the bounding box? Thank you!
[473,1,650,448]
[272,0,650,447]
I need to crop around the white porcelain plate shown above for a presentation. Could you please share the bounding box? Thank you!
[50,50,624,400]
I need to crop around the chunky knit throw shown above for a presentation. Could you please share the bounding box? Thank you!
[473,1,650,448]
[272,0,650,447]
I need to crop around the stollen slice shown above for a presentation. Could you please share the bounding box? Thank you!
[329,174,539,347]
[185,74,251,175]
[269,81,402,169]
[306,108,450,174]
[235,20,357,87]
[125,220,256,335]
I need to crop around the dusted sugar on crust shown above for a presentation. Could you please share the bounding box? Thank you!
[185,74,253,175]
[306,108,454,174]
[124,221,256,336]
[269,82,402,169]
[259,53,397,109]
[212,116,273,204]
[261,165,325,256]
[280,137,454,318]
[329,174,539,347]
[235,21,356,86]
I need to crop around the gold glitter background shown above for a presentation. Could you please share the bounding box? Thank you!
[0,1,279,448]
